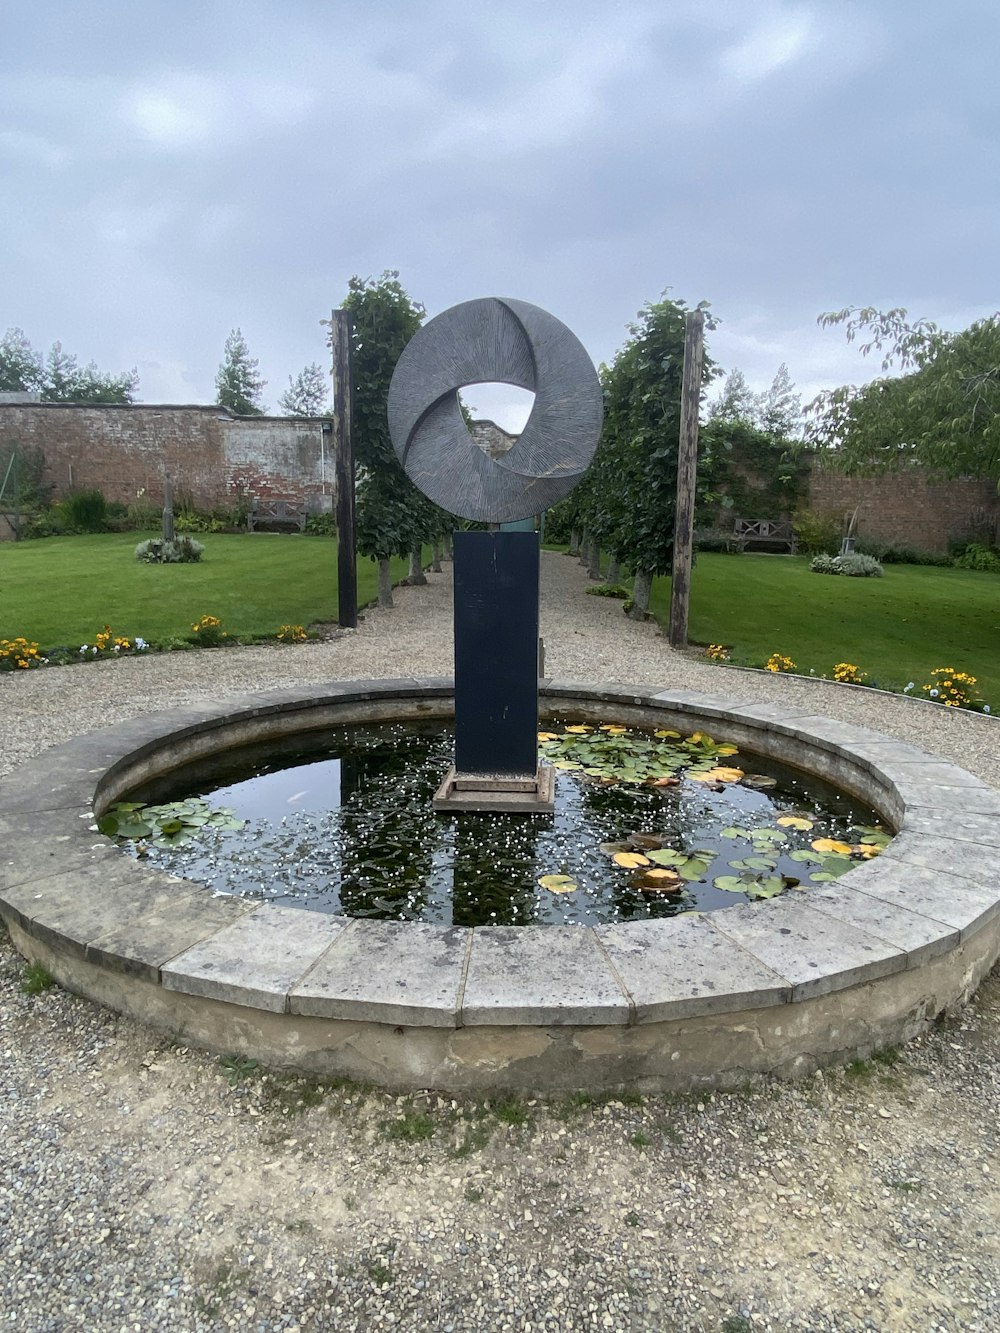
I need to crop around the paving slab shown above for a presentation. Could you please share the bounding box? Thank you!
[289,919,470,1027]
[0,860,201,953]
[710,898,904,1000]
[883,830,995,877]
[462,926,630,1025]
[85,890,258,980]
[595,915,790,1021]
[162,904,347,1012]
[802,882,958,965]
[889,775,1000,815]
[840,856,1000,939]
[0,810,115,891]
[900,808,1000,845]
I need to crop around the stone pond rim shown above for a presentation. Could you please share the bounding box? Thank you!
[1,677,999,1094]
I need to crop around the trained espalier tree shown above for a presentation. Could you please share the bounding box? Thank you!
[340,271,444,607]
[577,295,719,619]
[808,307,1000,482]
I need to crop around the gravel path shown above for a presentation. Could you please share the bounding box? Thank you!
[2,552,998,1332]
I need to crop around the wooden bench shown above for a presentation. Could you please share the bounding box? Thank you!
[247,499,307,533]
[734,518,797,554]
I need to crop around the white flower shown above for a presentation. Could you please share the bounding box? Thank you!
[930,688,939,698]
[903,682,914,692]
[135,637,148,650]
[79,645,88,655]
[985,705,991,715]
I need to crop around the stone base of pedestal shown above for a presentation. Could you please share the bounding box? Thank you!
[432,764,556,814]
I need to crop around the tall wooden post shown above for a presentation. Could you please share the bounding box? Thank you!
[330,308,357,629]
[668,309,705,648]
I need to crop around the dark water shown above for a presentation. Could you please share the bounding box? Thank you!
[122,721,883,928]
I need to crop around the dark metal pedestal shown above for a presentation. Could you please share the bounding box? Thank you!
[433,530,554,814]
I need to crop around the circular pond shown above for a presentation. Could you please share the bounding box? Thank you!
[3,678,999,1094]
[105,719,887,928]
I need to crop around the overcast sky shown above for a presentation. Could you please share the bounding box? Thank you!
[3,1,997,429]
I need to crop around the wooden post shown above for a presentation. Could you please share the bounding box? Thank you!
[668,309,704,648]
[330,308,357,629]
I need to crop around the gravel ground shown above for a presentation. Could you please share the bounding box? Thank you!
[1,551,998,1332]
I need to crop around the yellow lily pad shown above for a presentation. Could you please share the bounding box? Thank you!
[705,766,745,782]
[716,744,740,756]
[565,725,592,734]
[538,874,578,894]
[612,851,650,869]
[599,724,628,734]
[811,838,854,855]
[654,729,681,739]
[777,815,814,830]
[537,732,559,742]
[642,868,681,882]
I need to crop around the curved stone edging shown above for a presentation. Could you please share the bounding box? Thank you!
[1,678,999,1092]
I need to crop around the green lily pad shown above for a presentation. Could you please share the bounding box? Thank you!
[713,875,748,892]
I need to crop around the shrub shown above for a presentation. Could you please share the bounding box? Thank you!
[811,553,883,578]
[810,553,840,575]
[792,508,843,555]
[135,537,204,564]
[22,505,71,539]
[63,489,108,532]
[174,511,212,533]
[838,552,883,578]
[585,583,630,598]
[854,538,948,566]
[951,542,1000,573]
[127,494,161,530]
[305,512,337,536]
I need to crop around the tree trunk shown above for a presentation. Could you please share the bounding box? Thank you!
[579,528,591,566]
[431,541,443,572]
[606,554,621,584]
[627,568,653,620]
[587,538,602,580]
[408,546,427,585]
[568,529,580,557]
[378,558,394,608]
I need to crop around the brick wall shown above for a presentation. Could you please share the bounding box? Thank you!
[807,465,999,552]
[0,403,335,511]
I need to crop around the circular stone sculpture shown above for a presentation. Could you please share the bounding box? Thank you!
[387,297,603,523]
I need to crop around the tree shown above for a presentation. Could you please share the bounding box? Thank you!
[710,368,759,423]
[758,363,801,437]
[339,271,433,606]
[279,363,330,417]
[0,328,137,402]
[577,294,719,618]
[808,307,1000,481]
[215,328,266,415]
[0,328,43,392]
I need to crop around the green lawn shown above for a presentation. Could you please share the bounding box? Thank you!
[1,533,418,645]
[649,553,1000,705]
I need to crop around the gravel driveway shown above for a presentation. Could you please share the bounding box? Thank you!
[1,551,997,1332]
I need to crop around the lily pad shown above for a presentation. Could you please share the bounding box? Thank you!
[741,774,778,790]
[538,874,578,894]
[776,815,814,830]
[613,852,650,869]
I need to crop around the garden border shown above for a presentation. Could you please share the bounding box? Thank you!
[2,678,999,1092]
